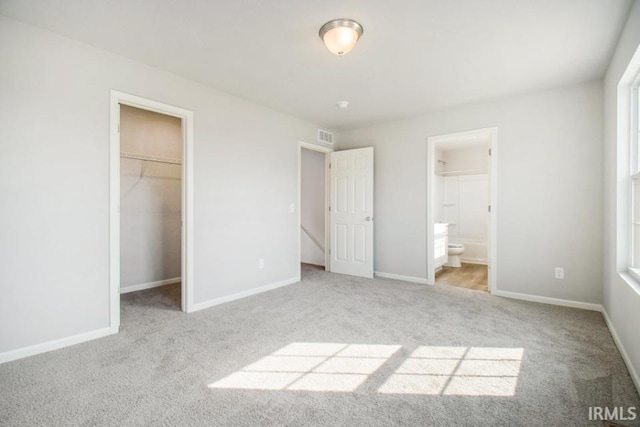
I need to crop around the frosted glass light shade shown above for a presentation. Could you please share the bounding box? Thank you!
[319,19,363,56]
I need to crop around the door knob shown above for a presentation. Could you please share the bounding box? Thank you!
[365,216,373,221]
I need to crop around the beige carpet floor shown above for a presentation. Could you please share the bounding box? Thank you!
[1,264,639,426]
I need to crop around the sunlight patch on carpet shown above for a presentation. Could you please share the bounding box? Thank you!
[208,343,400,392]
[208,343,523,395]
[378,346,523,396]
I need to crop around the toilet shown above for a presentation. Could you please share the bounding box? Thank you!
[446,243,465,268]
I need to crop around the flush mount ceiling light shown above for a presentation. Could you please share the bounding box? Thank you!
[319,19,363,56]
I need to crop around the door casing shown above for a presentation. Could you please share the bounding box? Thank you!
[109,90,195,333]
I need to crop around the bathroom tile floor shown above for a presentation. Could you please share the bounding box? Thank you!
[436,263,488,292]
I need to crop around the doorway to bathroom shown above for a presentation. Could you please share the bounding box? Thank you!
[426,128,497,293]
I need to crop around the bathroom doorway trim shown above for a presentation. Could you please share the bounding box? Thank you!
[426,127,498,293]
[109,90,195,333]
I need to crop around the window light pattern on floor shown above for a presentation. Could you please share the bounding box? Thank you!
[378,346,523,396]
[208,343,523,396]
[209,343,401,392]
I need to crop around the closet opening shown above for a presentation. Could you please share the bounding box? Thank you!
[427,128,498,293]
[109,91,194,333]
[298,142,332,279]
[119,105,183,310]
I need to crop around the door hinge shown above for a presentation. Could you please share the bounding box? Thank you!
[329,162,331,169]
[488,148,492,156]
[118,123,120,133]
[329,205,331,212]
[488,205,491,213]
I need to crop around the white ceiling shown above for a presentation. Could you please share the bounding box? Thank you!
[0,0,632,130]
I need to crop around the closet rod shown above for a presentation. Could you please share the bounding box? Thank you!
[120,151,182,165]
[437,168,486,176]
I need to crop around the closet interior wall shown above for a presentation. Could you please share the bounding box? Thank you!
[120,105,182,291]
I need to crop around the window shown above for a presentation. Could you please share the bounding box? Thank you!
[630,77,640,281]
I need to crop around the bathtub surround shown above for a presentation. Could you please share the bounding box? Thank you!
[438,174,489,265]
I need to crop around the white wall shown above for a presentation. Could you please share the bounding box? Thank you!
[603,0,640,389]
[338,80,603,304]
[0,16,322,356]
[300,148,325,266]
[120,105,182,289]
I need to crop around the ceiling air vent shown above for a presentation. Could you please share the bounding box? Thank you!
[318,129,334,145]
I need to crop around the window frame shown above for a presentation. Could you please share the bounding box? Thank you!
[629,78,640,283]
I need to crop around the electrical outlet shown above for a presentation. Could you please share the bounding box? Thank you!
[554,267,564,279]
[259,258,265,269]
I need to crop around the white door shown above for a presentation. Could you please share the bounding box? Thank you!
[330,147,374,278]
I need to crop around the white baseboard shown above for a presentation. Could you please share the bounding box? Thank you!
[375,271,429,285]
[460,258,488,265]
[493,289,603,312]
[191,276,300,313]
[120,277,181,294]
[601,309,640,394]
[0,327,113,365]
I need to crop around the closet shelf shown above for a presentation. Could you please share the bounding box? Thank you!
[120,151,182,165]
